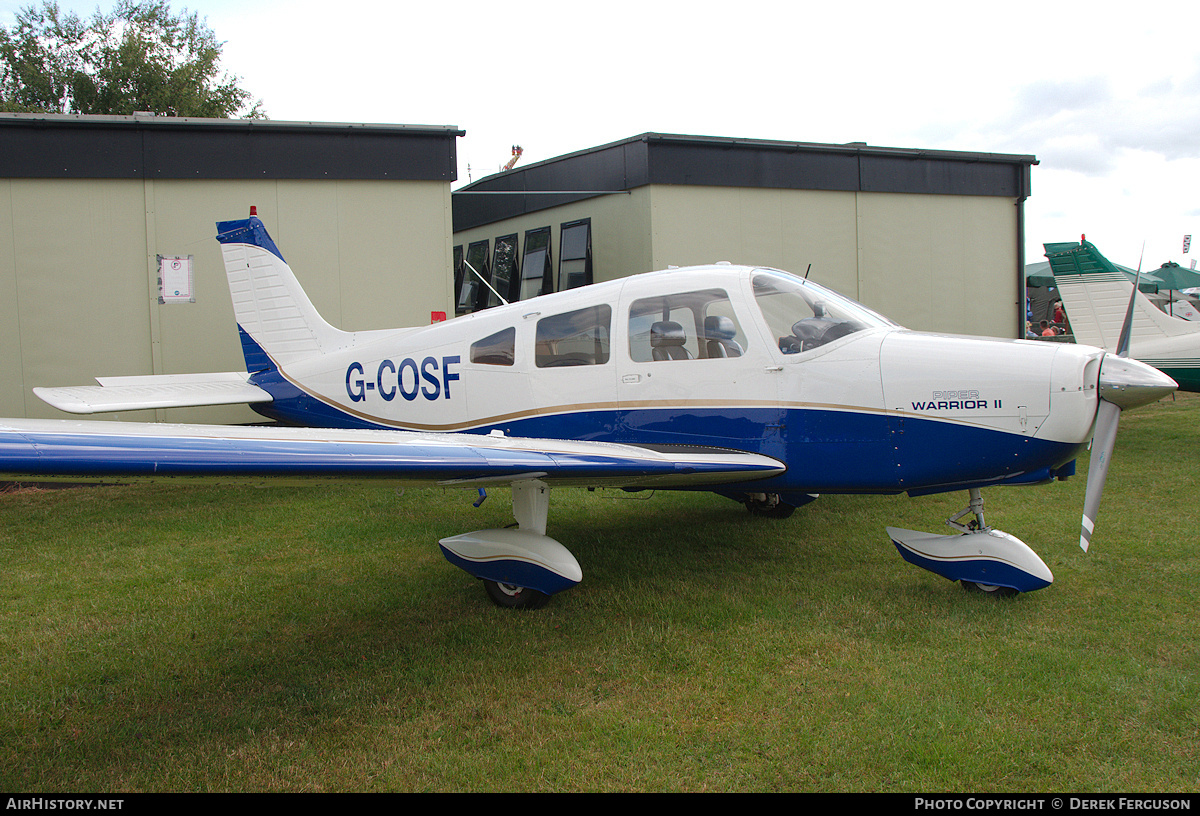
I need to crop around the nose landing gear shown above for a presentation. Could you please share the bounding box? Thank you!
[887,489,1053,596]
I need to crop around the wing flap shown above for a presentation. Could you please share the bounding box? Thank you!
[0,419,784,488]
[33,372,272,414]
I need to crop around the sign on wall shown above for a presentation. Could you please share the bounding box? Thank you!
[158,255,195,303]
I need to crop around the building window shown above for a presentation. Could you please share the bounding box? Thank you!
[453,244,463,309]
[559,219,592,291]
[457,240,491,314]
[535,305,611,368]
[492,233,519,304]
[520,227,553,301]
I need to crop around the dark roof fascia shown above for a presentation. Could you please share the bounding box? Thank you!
[453,136,650,228]
[638,132,1037,166]
[453,132,1037,232]
[0,113,464,181]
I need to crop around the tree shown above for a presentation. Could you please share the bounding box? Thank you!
[0,0,264,118]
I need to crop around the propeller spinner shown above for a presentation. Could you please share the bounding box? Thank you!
[1078,260,1178,551]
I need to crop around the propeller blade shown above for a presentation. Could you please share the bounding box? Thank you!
[1078,354,1176,552]
[1080,399,1120,552]
[1115,244,1143,359]
[1056,239,1175,552]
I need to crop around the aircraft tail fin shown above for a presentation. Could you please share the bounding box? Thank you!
[1044,239,1199,351]
[216,213,350,370]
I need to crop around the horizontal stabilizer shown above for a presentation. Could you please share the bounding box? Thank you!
[34,372,272,414]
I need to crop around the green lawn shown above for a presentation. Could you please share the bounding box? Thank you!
[2,394,1198,791]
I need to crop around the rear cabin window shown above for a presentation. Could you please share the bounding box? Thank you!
[535,305,611,367]
[470,327,515,366]
[628,288,747,363]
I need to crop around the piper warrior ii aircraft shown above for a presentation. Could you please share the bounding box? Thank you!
[0,213,1178,608]
[1046,238,1200,393]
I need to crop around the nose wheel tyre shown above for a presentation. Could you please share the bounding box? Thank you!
[483,580,551,610]
[744,493,796,519]
[961,580,1018,598]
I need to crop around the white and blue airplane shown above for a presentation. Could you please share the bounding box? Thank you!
[0,212,1178,608]
[1046,238,1200,393]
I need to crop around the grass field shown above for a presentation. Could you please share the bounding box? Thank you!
[2,394,1198,792]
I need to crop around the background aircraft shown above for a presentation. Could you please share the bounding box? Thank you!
[0,213,1177,608]
[1046,239,1200,392]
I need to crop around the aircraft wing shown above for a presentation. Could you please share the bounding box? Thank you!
[32,372,272,414]
[0,419,784,488]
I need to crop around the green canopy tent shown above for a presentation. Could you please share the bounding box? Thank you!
[1148,262,1200,318]
[1024,261,1057,289]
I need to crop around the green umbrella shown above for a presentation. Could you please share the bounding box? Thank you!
[1146,262,1200,317]
[1148,261,1200,292]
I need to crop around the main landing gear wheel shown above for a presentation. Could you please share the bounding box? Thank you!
[961,581,1019,598]
[483,579,551,610]
[744,493,796,519]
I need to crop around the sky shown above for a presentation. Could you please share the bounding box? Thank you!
[4,0,1199,272]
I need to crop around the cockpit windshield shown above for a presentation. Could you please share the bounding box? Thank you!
[752,269,895,354]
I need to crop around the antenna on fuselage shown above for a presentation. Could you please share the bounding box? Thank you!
[804,264,812,280]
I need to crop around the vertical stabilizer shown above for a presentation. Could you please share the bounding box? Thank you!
[1045,240,1197,351]
[216,214,349,368]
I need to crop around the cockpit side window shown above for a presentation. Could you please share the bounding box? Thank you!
[628,288,748,363]
[535,305,612,367]
[752,271,893,354]
[470,327,516,366]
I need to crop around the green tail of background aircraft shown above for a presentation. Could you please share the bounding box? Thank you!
[1046,238,1200,393]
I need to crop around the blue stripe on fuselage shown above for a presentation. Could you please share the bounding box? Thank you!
[253,384,1080,495]
[237,330,1081,494]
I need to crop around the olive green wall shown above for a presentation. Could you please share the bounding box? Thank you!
[453,184,1020,338]
[1,178,454,422]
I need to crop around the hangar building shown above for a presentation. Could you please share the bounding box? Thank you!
[452,133,1037,339]
[0,113,462,423]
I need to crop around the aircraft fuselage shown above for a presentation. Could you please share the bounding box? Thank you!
[243,264,1101,499]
